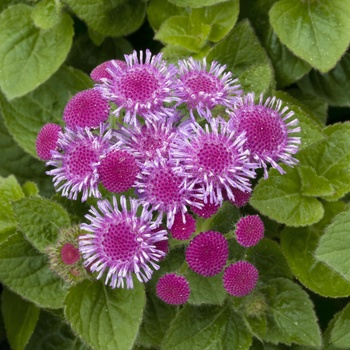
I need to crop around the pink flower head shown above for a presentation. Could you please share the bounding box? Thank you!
[154,236,169,260]
[96,50,178,125]
[175,57,242,121]
[170,118,256,205]
[190,197,220,219]
[98,149,139,193]
[63,89,110,129]
[135,159,201,228]
[90,59,127,83]
[36,123,62,161]
[115,118,178,164]
[46,126,112,201]
[156,273,190,305]
[229,93,301,178]
[61,243,80,265]
[223,261,259,297]
[185,231,229,277]
[170,212,196,240]
[225,187,251,207]
[79,195,168,289]
[235,215,264,247]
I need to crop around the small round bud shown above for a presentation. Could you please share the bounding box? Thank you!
[156,273,190,305]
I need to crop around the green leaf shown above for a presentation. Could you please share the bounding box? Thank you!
[137,292,177,348]
[0,232,67,308]
[21,181,39,197]
[162,304,252,350]
[64,0,146,37]
[1,288,39,350]
[246,238,293,282]
[155,15,211,52]
[207,20,274,93]
[264,278,321,347]
[329,303,350,348]
[281,201,350,298]
[250,166,324,227]
[147,0,185,32]
[13,197,71,253]
[0,65,92,158]
[190,0,239,43]
[168,0,229,7]
[298,53,350,107]
[315,204,350,283]
[31,0,60,30]
[269,0,350,72]
[64,279,145,350]
[0,4,74,100]
[185,269,227,305]
[26,310,89,350]
[0,175,24,243]
[297,124,350,201]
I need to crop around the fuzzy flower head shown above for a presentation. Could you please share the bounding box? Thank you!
[90,59,127,83]
[96,50,178,125]
[115,118,178,164]
[175,58,242,120]
[190,197,220,219]
[135,159,201,228]
[46,126,112,201]
[226,187,251,207]
[63,89,110,129]
[170,212,196,241]
[186,231,229,276]
[223,261,259,297]
[235,215,264,247]
[170,118,256,205]
[98,149,139,193]
[229,93,301,178]
[79,196,168,289]
[156,273,190,305]
[36,123,62,161]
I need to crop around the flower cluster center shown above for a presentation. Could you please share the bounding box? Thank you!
[197,141,232,173]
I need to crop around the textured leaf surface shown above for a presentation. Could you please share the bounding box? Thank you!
[64,280,145,350]
[329,303,350,348]
[0,66,92,158]
[2,288,39,350]
[0,4,73,99]
[0,232,67,308]
[168,0,229,7]
[162,304,252,350]
[315,204,350,282]
[13,197,71,253]
[269,0,350,72]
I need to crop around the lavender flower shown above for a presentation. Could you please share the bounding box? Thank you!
[79,195,168,289]
[36,123,61,161]
[96,50,178,125]
[229,93,301,178]
[90,59,127,83]
[235,215,264,248]
[156,273,190,305]
[170,212,196,241]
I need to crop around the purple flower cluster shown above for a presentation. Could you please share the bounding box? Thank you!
[37,50,300,293]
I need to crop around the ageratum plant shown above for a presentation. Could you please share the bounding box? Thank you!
[0,1,350,350]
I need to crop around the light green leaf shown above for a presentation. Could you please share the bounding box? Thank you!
[185,269,227,305]
[147,0,185,32]
[64,279,145,350]
[1,288,39,350]
[329,303,350,348]
[64,0,146,37]
[31,0,60,30]
[21,181,39,197]
[298,53,350,107]
[239,63,274,95]
[269,0,350,72]
[297,124,350,201]
[0,66,92,158]
[0,4,74,100]
[281,201,350,298]
[162,304,252,350]
[265,278,321,347]
[26,310,89,350]
[155,15,211,52]
[137,292,177,348]
[0,232,67,309]
[190,0,239,43]
[246,238,293,281]
[250,166,324,227]
[13,197,71,253]
[168,0,229,7]
[315,204,350,282]
[0,175,24,243]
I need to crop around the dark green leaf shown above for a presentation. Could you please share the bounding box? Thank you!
[168,0,229,7]
[328,302,350,348]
